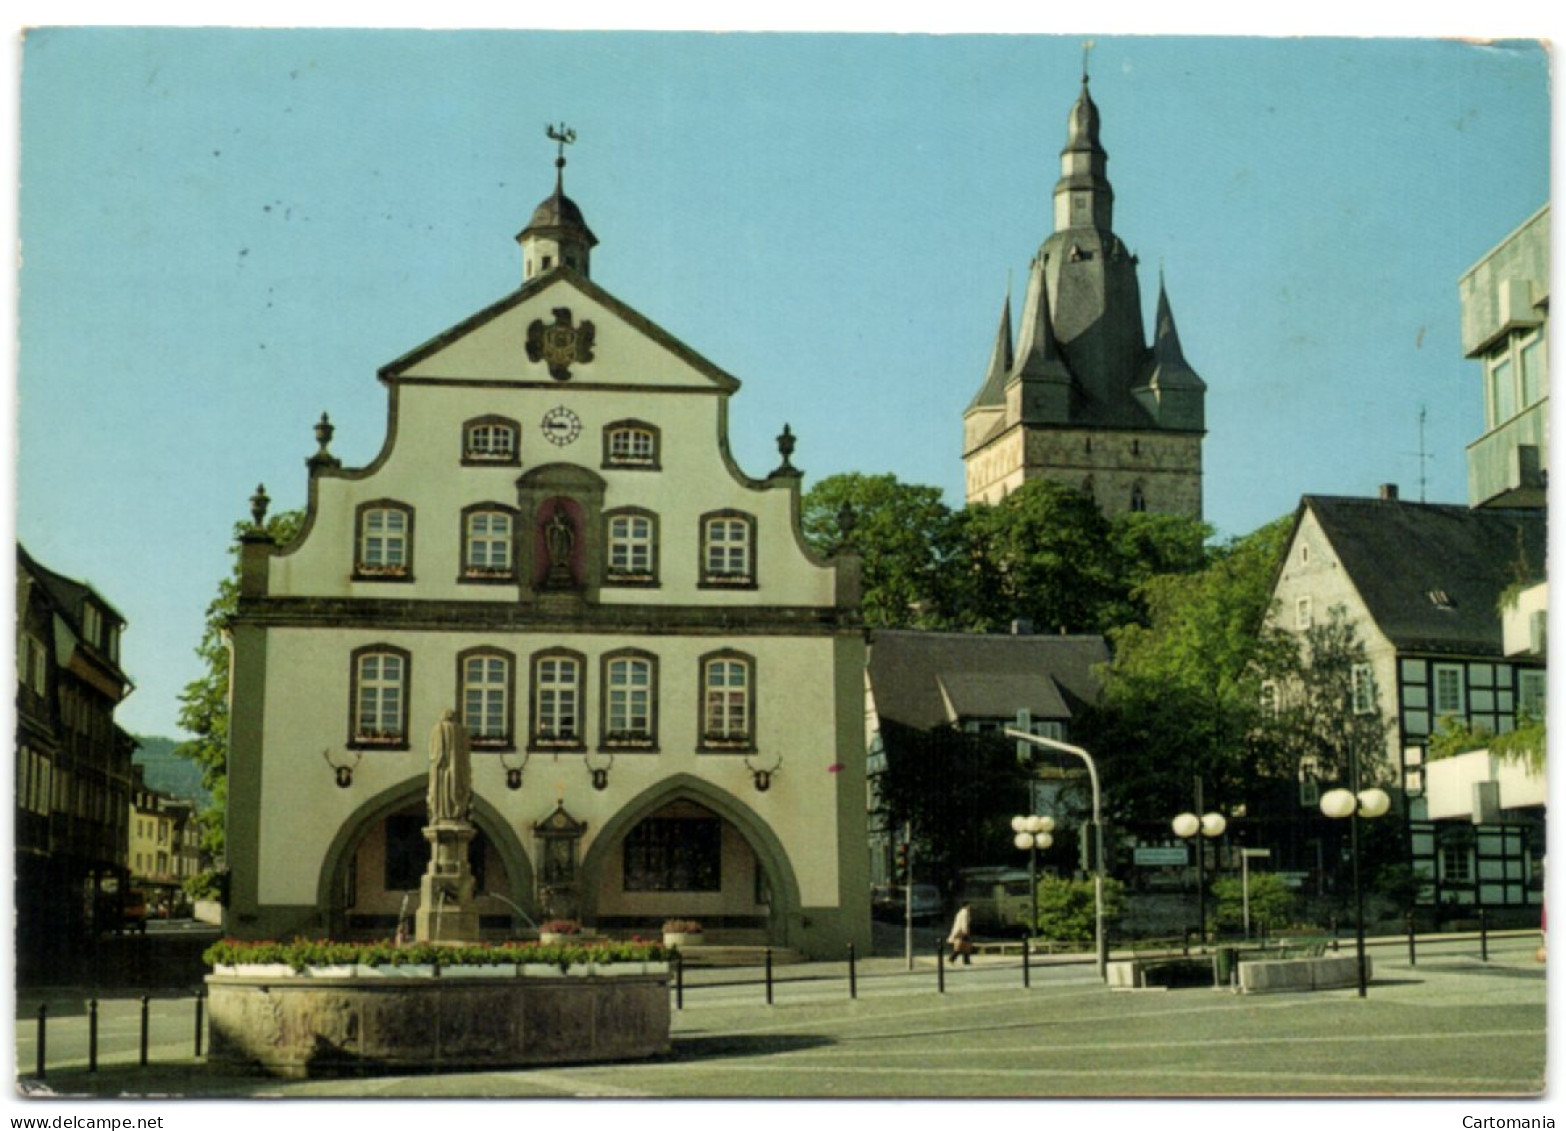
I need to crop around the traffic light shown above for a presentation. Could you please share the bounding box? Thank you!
[895,842,910,881]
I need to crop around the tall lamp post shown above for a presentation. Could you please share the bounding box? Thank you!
[1005,730,1107,981]
[1012,814,1055,938]
[1172,790,1226,947]
[1320,783,1390,997]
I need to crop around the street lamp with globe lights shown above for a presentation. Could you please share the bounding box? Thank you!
[1012,814,1055,938]
[1172,807,1226,947]
[1320,783,1391,997]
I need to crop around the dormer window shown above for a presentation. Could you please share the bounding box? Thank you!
[604,421,660,470]
[463,417,520,465]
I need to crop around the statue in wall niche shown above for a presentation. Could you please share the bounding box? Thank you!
[544,506,577,586]
[427,709,473,825]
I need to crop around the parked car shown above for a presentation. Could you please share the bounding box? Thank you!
[957,868,1034,935]
[871,883,943,922]
[121,890,148,934]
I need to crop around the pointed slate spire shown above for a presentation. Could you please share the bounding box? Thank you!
[965,288,1016,411]
[1148,275,1204,391]
[1007,255,1073,423]
[1012,255,1071,382]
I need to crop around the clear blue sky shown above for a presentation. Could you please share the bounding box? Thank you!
[12,26,1553,740]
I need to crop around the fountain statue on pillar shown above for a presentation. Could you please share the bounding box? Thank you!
[416,709,480,943]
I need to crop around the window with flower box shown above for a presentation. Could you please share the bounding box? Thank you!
[601,650,658,751]
[350,646,410,748]
[605,508,658,585]
[531,650,585,751]
[461,505,516,581]
[700,511,756,588]
[459,648,514,749]
[462,416,520,465]
[699,651,754,751]
[355,501,414,580]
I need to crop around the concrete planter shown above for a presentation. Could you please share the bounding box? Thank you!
[207,969,671,1077]
[663,932,704,948]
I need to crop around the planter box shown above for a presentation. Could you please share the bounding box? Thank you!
[539,932,579,946]
[444,964,517,977]
[216,964,295,978]
[207,968,671,1077]
[303,965,357,979]
[663,932,705,948]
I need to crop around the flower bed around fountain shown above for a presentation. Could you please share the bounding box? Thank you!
[204,938,672,1077]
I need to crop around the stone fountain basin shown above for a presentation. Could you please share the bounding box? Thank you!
[206,968,671,1078]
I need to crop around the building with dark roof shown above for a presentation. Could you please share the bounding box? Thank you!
[963,74,1205,518]
[1269,491,1546,916]
[864,628,1108,887]
[14,546,138,978]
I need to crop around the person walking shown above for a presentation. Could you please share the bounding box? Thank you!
[947,903,973,965]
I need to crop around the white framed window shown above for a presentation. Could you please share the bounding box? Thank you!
[82,604,102,648]
[1295,596,1313,630]
[1441,844,1472,884]
[463,418,519,463]
[533,652,583,747]
[461,651,512,746]
[1432,663,1466,718]
[1520,332,1546,408]
[1489,350,1517,427]
[353,648,409,745]
[357,503,412,576]
[702,512,755,585]
[463,509,514,576]
[606,511,657,581]
[605,422,660,468]
[1351,662,1376,715]
[604,653,656,746]
[701,653,754,748]
[1518,669,1546,718]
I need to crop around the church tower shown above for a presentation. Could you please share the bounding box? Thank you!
[963,74,1206,518]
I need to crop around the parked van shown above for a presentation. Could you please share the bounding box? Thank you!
[957,868,1035,935]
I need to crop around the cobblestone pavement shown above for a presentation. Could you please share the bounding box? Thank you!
[11,933,1547,1102]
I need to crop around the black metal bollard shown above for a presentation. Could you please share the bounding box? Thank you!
[139,995,150,1067]
[194,988,206,1057]
[1182,928,1191,956]
[1406,912,1417,967]
[674,951,684,1010]
[848,942,858,1000]
[765,947,774,1005]
[35,1004,46,1079]
[936,941,946,994]
[1330,916,1340,952]
[88,999,99,1072]
[1480,909,1489,962]
[1023,936,1031,988]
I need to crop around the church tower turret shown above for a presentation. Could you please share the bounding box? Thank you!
[962,64,1206,519]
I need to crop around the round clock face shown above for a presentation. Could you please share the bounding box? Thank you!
[541,406,582,446]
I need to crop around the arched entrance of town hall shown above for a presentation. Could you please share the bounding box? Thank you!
[317,779,536,940]
[578,774,802,948]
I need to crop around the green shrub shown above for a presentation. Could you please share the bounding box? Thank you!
[1212,873,1296,933]
[201,936,667,971]
[1032,875,1125,942]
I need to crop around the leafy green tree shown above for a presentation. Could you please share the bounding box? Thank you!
[874,722,1033,878]
[1081,515,1293,824]
[959,479,1130,634]
[1032,874,1125,942]
[801,473,967,628]
[175,510,304,864]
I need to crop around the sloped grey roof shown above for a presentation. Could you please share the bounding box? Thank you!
[867,629,1109,731]
[1304,496,1547,656]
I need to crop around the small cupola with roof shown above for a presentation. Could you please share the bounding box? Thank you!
[517,123,598,282]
